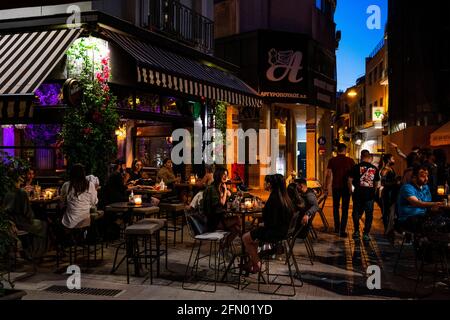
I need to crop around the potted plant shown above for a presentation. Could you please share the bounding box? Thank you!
[0,152,27,300]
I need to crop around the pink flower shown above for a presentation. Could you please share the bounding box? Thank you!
[83,127,92,136]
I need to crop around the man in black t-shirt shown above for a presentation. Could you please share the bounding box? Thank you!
[348,150,380,242]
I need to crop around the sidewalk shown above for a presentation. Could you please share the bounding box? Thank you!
[7,197,450,300]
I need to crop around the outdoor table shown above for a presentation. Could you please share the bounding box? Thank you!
[30,196,61,205]
[109,202,155,274]
[128,186,172,196]
[30,196,61,220]
[221,206,263,283]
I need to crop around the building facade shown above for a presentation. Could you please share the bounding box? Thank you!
[388,1,450,163]
[214,0,338,187]
[0,1,260,182]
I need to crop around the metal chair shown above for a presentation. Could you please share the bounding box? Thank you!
[257,211,303,296]
[182,208,230,293]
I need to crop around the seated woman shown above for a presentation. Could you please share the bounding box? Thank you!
[60,164,98,229]
[203,166,240,241]
[2,175,48,260]
[242,174,294,273]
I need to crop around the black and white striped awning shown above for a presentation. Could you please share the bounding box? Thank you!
[0,28,81,96]
[102,29,261,107]
[0,95,34,122]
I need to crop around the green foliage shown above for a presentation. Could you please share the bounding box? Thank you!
[0,206,16,262]
[0,153,25,269]
[0,152,29,202]
[215,101,227,138]
[62,38,119,184]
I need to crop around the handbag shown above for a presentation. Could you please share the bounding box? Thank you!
[188,213,208,235]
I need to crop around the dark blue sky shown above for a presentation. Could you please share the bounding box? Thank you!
[335,0,388,91]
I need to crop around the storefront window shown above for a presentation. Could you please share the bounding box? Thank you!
[136,92,160,112]
[161,96,182,116]
[34,83,63,106]
[136,136,173,168]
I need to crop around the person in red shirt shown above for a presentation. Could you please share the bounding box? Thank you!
[325,144,355,237]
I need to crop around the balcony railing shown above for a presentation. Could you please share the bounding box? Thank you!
[140,0,214,54]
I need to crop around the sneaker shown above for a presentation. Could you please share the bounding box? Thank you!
[352,232,360,240]
[363,233,371,242]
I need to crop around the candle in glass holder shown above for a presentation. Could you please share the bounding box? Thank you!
[245,199,252,210]
[134,195,142,205]
[190,175,196,184]
[437,185,445,196]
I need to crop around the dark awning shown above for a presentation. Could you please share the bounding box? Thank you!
[101,28,261,107]
[0,28,81,96]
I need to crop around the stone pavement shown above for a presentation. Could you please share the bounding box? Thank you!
[6,197,450,300]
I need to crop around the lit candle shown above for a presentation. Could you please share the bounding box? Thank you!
[437,185,445,196]
[245,199,252,209]
[134,195,142,205]
[190,175,196,184]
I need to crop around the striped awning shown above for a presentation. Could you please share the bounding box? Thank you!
[102,29,261,107]
[0,28,81,96]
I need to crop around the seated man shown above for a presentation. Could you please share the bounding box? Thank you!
[397,165,444,233]
[157,158,180,186]
[3,176,48,260]
[23,168,36,194]
[295,178,319,228]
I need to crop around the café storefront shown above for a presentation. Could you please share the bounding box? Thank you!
[0,12,261,183]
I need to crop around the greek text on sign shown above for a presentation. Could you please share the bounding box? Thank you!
[266,49,304,83]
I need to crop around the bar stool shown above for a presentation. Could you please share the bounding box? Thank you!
[159,203,186,245]
[133,206,160,221]
[124,218,167,284]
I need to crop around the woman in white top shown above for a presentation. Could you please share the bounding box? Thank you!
[61,164,98,229]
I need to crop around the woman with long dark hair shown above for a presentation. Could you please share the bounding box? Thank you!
[203,166,240,238]
[61,164,98,229]
[242,174,294,273]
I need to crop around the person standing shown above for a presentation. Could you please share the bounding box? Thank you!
[348,150,380,242]
[380,154,399,233]
[325,143,355,237]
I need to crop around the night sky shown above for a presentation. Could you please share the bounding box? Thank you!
[335,0,388,91]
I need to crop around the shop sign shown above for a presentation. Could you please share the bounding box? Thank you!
[318,146,326,156]
[63,78,82,107]
[318,136,327,146]
[259,31,308,99]
[372,106,385,122]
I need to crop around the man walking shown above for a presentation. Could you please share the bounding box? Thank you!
[348,150,380,242]
[325,143,355,237]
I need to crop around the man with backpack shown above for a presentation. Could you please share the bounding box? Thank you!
[348,150,380,242]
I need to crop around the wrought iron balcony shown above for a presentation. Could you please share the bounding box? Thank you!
[140,0,214,54]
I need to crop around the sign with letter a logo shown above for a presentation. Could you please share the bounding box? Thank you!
[266,48,304,83]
